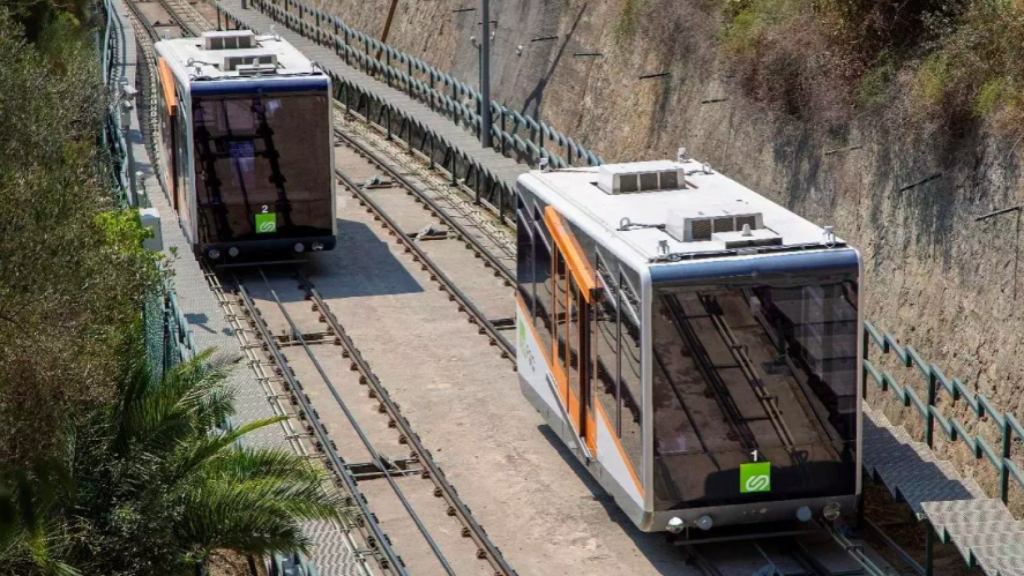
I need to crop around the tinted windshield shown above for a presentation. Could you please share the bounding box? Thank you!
[652,271,859,510]
[192,91,332,243]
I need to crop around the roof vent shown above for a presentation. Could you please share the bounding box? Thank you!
[712,228,783,248]
[665,210,765,242]
[236,62,278,76]
[597,161,685,195]
[223,51,277,72]
[203,30,256,50]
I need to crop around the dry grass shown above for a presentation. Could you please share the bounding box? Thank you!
[720,0,1024,131]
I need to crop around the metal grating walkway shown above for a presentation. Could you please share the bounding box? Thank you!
[114,1,362,572]
[864,405,1024,575]
[213,0,529,188]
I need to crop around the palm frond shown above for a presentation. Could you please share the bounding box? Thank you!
[168,417,285,485]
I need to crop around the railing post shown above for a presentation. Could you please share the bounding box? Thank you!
[408,59,413,97]
[364,37,370,73]
[924,524,934,576]
[453,83,460,126]
[926,371,937,448]
[1001,419,1012,504]
[499,183,507,222]
[474,166,481,205]
[500,110,506,156]
[861,324,870,401]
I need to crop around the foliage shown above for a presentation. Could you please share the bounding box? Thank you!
[910,0,1024,127]
[0,346,344,576]
[722,0,845,118]
[856,53,897,108]
[0,12,160,467]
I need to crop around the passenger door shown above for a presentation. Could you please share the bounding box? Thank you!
[545,207,598,455]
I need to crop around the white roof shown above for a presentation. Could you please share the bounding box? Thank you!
[518,159,845,266]
[155,31,319,81]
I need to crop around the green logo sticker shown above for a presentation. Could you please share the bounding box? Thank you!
[255,213,277,234]
[740,462,771,493]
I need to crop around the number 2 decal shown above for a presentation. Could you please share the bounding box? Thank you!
[261,205,269,213]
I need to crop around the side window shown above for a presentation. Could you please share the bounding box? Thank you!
[533,206,554,356]
[593,253,621,432]
[516,196,534,315]
[619,269,644,480]
[592,250,643,480]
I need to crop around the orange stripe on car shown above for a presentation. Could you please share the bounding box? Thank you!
[543,206,599,301]
[157,57,177,117]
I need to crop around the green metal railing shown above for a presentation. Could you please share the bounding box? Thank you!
[223,0,604,169]
[98,0,132,206]
[863,320,1024,506]
[98,0,196,378]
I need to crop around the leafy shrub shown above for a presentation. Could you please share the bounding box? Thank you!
[0,11,160,468]
[910,1,1024,127]
[857,52,896,108]
[719,0,993,122]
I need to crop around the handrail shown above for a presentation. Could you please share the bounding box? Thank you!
[862,320,1024,506]
[242,0,604,169]
[99,0,132,206]
[98,0,197,371]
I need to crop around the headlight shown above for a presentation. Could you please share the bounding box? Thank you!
[823,501,841,521]
[696,515,713,531]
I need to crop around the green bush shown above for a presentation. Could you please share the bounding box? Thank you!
[911,1,1024,125]
[856,53,897,108]
[720,0,1023,126]
[0,11,159,468]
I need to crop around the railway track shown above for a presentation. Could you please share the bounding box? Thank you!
[231,265,516,576]
[331,148,515,361]
[326,73,901,576]
[682,528,889,576]
[157,0,213,35]
[333,115,517,280]
[122,1,908,573]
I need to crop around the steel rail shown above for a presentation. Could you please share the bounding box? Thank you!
[163,0,212,35]
[153,0,197,37]
[234,277,409,576]
[333,127,515,285]
[254,268,460,576]
[295,269,518,576]
[124,0,162,42]
[335,167,515,360]
[333,103,516,231]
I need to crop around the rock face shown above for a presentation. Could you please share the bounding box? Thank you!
[313,0,1024,492]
